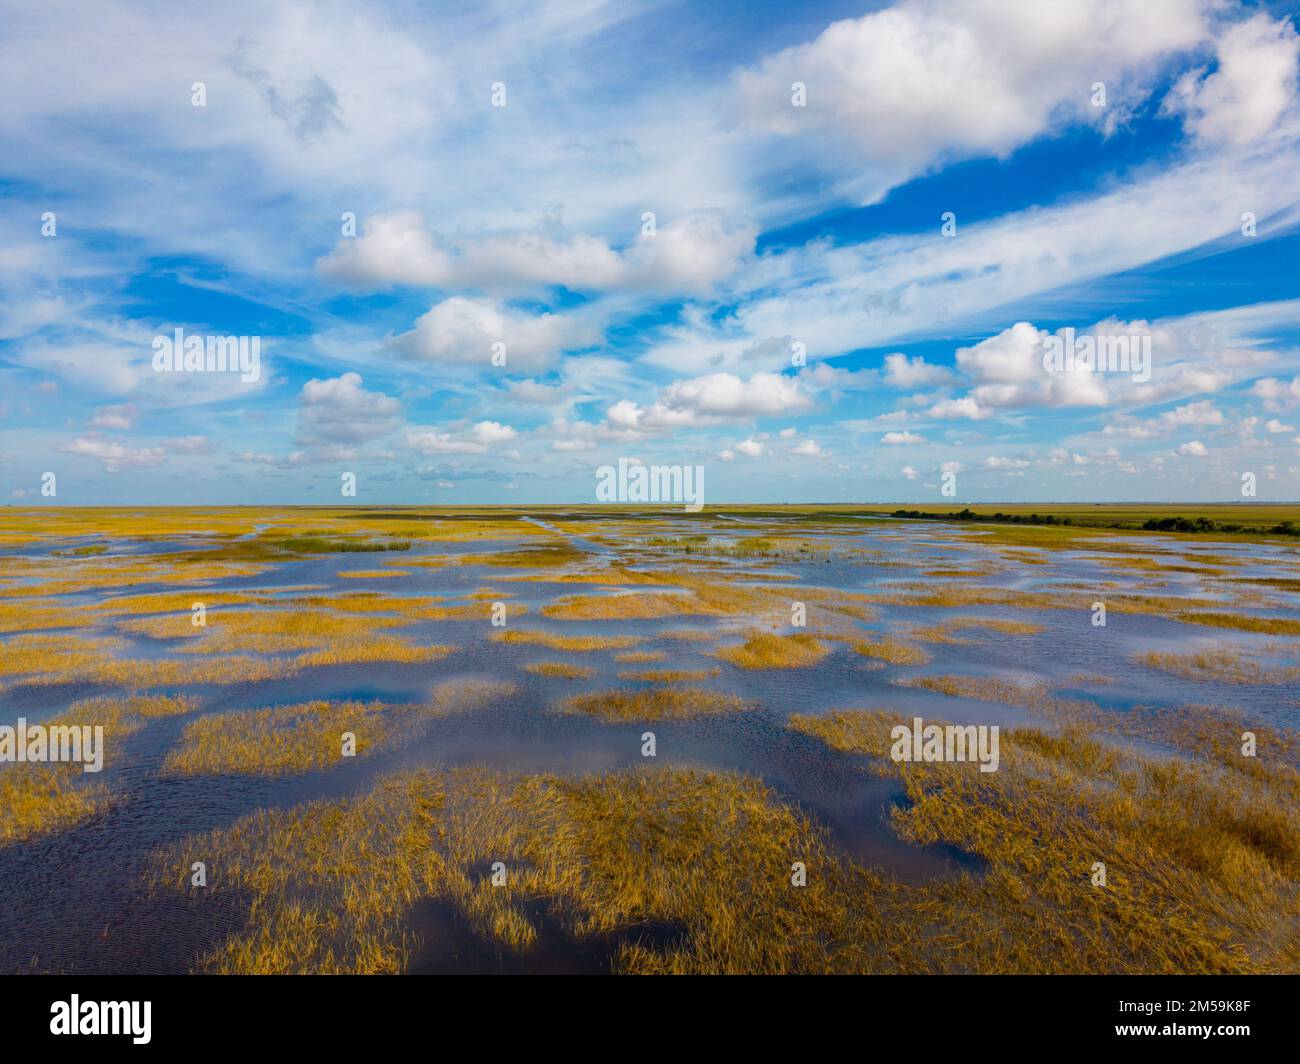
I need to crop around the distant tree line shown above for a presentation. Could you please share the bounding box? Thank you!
[890,508,1299,536]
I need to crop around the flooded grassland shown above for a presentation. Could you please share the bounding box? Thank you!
[1,506,1297,974]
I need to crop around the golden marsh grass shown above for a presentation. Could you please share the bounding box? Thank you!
[558,687,748,721]
[523,662,596,679]
[491,630,640,652]
[163,700,403,777]
[714,631,830,669]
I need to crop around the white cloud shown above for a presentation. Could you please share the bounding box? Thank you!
[320,210,754,296]
[1163,13,1300,146]
[90,403,137,430]
[955,322,1110,410]
[1176,439,1209,456]
[389,296,599,372]
[405,420,518,456]
[297,372,401,445]
[883,353,951,388]
[1251,375,1300,409]
[607,371,813,434]
[924,396,989,420]
[1104,399,1225,437]
[881,430,924,445]
[737,0,1210,201]
[58,436,166,470]
[317,211,453,288]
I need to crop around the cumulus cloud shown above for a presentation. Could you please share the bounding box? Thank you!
[316,210,452,288]
[737,0,1210,199]
[954,322,1109,411]
[1163,13,1300,146]
[883,353,952,388]
[320,210,755,296]
[881,430,924,445]
[915,308,1277,424]
[1251,375,1300,409]
[388,296,599,372]
[924,396,989,420]
[58,436,166,470]
[404,420,518,456]
[1104,399,1225,437]
[607,371,813,434]
[1176,439,1209,456]
[297,372,402,446]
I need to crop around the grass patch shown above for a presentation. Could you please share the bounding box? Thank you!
[275,536,412,554]
[163,700,405,777]
[906,617,1044,643]
[0,765,109,847]
[559,687,747,721]
[1138,648,1300,685]
[338,569,408,579]
[1174,612,1300,637]
[850,637,931,666]
[149,765,864,973]
[523,662,595,679]
[714,631,830,669]
[491,630,640,652]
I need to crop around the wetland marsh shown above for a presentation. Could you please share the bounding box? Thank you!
[1,505,1297,974]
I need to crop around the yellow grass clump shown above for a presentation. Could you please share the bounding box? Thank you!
[338,569,408,579]
[905,617,1044,644]
[559,687,748,721]
[850,637,931,666]
[0,765,109,847]
[1174,611,1300,637]
[491,630,640,652]
[714,631,830,669]
[163,700,403,777]
[118,608,410,654]
[1138,647,1300,685]
[523,662,595,679]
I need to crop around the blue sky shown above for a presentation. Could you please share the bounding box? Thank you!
[2,0,1299,505]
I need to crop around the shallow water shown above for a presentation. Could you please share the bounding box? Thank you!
[1,514,1297,972]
